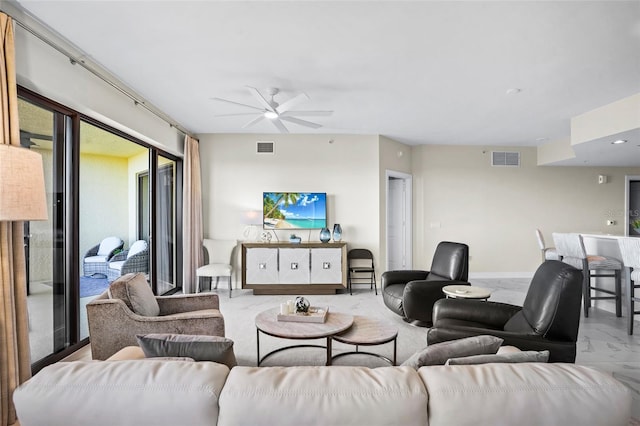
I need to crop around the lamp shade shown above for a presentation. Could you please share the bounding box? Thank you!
[241,210,262,225]
[0,144,48,221]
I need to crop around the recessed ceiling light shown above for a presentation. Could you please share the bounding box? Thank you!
[611,139,627,144]
[506,88,522,95]
[535,137,549,142]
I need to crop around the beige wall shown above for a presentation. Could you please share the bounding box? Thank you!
[411,144,640,275]
[79,153,130,266]
[198,133,383,285]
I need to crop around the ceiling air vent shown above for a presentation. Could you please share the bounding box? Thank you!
[256,141,275,154]
[491,151,520,167]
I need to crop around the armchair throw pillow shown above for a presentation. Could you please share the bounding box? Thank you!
[136,334,237,368]
[401,335,503,370]
[108,273,160,317]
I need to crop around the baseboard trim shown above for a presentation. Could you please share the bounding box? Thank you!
[469,272,534,279]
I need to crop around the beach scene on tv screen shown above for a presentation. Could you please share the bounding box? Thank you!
[263,192,327,229]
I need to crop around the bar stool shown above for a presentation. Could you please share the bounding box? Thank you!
[617,237,640,335]
[552,233,622,318]
[535,229,559,262]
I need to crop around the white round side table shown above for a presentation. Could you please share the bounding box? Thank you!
[442,284,491,300]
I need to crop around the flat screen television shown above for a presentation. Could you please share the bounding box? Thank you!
[263,192,327,230]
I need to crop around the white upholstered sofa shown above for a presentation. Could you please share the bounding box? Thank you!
[13,346,632,426]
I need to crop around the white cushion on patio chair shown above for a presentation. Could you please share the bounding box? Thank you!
[98,236,123,256]
[85,255,109,264]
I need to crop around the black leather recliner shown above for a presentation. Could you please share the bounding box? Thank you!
[427,260,583,363]
[381,241,469,326]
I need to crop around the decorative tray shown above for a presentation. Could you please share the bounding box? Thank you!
[277,306,329,323]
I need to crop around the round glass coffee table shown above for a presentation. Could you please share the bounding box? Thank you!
[442,284,491,300]
[255,307,353,366]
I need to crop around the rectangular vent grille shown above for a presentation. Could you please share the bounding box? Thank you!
[491,151,520,167]
[256,141,275,154]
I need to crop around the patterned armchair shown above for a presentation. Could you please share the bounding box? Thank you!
[83,236,124,276]
[107,240,149,282]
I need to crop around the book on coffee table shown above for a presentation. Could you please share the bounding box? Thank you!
[277,306,329,323]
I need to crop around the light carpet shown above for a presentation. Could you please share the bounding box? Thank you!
[215,287,448,368]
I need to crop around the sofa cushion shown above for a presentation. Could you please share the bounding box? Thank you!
[136,333,237,368]
[13,360,229,426]
[445,350,549,365]
[418,363,631,426]
[218,366,429,426]
[108,273,159,316]
[401,335,503,370]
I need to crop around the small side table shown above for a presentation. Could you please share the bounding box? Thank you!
[331,315,398,365]
[442,284,491,301]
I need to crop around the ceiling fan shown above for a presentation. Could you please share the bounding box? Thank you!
[211,87,332,133]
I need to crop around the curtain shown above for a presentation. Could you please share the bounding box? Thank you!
[0,13,31,426]
[182,135,203,294]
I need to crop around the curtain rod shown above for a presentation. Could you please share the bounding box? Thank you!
[11,16,194,139]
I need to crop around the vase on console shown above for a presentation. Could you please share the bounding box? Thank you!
[332,224,342,242]
[319,227,331,243]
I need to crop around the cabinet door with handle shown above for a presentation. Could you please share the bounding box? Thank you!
[245,248,279,284]
[279,248,311,284]
[310,248,342,284]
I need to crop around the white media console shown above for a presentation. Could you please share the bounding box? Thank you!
[241,242,347,295]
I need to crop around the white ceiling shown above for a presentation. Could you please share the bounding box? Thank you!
[12,0,640,165]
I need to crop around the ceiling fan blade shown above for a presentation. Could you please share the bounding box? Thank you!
[214,112,262,117]
[280,110,333,117]
[271,119,289,133]
[243,115,266,128]
[279,116,322,129]
[276,92,309,114]
[246,86,275,112]
[210,97,264,111]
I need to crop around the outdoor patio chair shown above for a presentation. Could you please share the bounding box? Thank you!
[107,240,149,282]
[83,236,124,277]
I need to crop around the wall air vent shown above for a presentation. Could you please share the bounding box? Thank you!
[256,141,275,154]
[491,151,520,167]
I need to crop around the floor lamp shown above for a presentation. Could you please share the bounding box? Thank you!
[0,143,48,296]
[0,145,48,222]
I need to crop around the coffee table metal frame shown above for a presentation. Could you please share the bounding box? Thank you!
[255,308,354,366]
[330,316,398,366]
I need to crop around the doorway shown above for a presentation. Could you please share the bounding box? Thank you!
[386,170,412,270]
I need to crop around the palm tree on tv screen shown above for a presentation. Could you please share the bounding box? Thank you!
[264,193,300,222]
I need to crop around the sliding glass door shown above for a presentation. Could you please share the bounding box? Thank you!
[19,87,183,372]
[78,120,150,339]
[18,96,60,363]
[156,156,179,294]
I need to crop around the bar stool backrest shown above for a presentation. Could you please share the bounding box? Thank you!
[552,233,587,260]
[618,237,640,269]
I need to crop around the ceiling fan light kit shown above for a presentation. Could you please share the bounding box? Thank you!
[212,86,332,133]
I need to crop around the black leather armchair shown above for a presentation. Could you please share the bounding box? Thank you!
[382,241,469,326]
[427,260,583,363]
